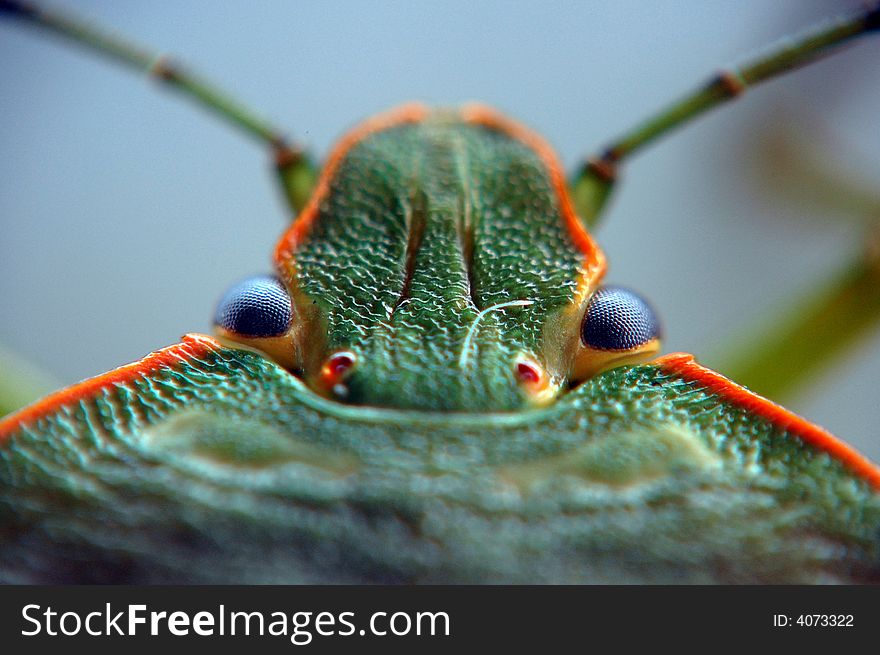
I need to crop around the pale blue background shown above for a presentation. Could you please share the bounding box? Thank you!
[2,1,879,458]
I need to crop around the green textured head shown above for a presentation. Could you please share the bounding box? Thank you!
[216,105,660,411]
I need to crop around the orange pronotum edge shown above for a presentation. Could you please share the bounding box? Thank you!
[0,334,221,444]
[656,352,880,490]
[273,103,607,293]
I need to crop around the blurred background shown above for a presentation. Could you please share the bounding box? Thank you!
[1,0,879,459]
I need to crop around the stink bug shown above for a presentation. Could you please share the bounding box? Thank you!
[1,1,879,583]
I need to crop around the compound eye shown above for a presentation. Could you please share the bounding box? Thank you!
[582,286,660,350]
[571,286,662,382]
[214,275,292,338]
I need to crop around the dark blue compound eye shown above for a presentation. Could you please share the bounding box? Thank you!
[581,286,661,351]
[214,275,293,338]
